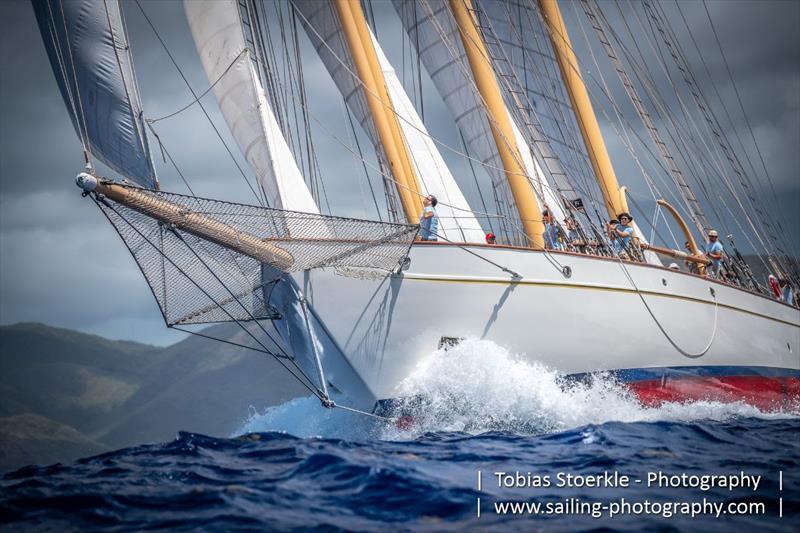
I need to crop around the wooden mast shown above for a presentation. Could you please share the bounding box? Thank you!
[448,0,545,249]
[333,0,423,225]
[537,0,624,220]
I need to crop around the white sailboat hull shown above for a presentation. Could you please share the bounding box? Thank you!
[292,243,800,412]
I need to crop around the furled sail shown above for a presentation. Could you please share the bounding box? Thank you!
[32,0,156,187]
[293,0,485,242]
[184,0,318,214]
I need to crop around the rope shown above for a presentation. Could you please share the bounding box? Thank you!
[148,49,247,123]
[133,0,265,207]
[93,194,324,399]
[429,230,520,278]
[614,255,719,359]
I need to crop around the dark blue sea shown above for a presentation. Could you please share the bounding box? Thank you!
[2,341,798,531]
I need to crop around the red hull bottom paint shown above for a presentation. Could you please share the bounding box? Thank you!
[629,377,800,411]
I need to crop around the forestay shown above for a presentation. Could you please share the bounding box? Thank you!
[32,0,156,187]
[184,0,319,213]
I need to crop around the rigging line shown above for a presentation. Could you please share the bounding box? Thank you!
[653,1,790,255]
[698,0,793,253]
[460,129,495,236]
[170,324,285,357]
[261,57,512,224]
[290,0,543,220]
[500,1,598,197]
[133,0,265,207]
[670,2,760,184]
[290,7,332,215]
[145,122,195,196]
[428,230,521,278]
[54,0,92,162]
[580,0,709,237]
[641,1,784,266]
[346,103,383,221]
[615,255,719,359]
[571,2,701,232]
[604,2,743,245]
[332,403,395,423]
[92,195,323,397]
[148,50,247,123]
[482,3,587,201]
[104,0,151,180]
[44,3,85,155]
[615,0,739,220]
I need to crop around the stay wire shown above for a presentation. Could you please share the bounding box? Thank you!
[133,0,265,207]
[93,194,323,400]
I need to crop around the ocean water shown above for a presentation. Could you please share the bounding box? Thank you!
[2,340,798,531]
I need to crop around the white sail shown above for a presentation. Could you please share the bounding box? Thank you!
[184,0,318,214]
[370,30,485,243]
[32,0,156,187]
[293,1,484,241]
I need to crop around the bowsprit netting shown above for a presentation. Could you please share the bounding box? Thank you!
[94,184,418,325]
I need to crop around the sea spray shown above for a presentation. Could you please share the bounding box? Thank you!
[238,338,796,440]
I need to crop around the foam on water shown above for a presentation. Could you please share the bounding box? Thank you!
[238,338,797,440]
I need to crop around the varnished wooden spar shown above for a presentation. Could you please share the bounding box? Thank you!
[94,180,295,270]
[641,243,711,266]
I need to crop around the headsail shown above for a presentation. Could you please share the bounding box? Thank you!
[293,0,484,242]
[32,0,156,187]
[370,29,485,243]
[184,0,319,214]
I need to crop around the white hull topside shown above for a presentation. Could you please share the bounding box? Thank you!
[290,243,800,411]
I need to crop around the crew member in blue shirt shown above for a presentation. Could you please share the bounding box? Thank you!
[542,207,561,250]
[704,230,724,277]
[610,212,634,256]
[419,195,439,241]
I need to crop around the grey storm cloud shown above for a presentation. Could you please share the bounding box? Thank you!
[0,0,798,344]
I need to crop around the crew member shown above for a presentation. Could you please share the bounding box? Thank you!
[609,213,634,257]
[704,230,724,278]
[419,195,439,241]
[564,216,579,244]
[542,208,561,250]
[684,241,699,274]
[779,279,794,306]
[485,232,496,245]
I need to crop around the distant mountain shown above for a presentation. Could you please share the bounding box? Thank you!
[0,322,305,471]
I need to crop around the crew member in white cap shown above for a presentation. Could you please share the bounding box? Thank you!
[704,230,724,278]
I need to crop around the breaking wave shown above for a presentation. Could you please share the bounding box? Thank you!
[239,338,796,440]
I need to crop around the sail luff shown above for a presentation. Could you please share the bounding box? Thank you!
[370,30,486,242]
[32,0,157,187]
[331,0,423,225]
[448,0,545,248]
[184,0,318,214]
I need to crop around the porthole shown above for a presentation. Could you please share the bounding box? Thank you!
[662,278,667,286]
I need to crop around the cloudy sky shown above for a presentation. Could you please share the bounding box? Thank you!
[1,0,798,345]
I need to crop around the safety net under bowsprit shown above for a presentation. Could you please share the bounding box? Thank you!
[94,184,418,325]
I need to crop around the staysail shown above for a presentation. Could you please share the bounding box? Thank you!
[184,0,319,214]
[32,0,156,187]
[293,0,485,242]
[370,30,485,243]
